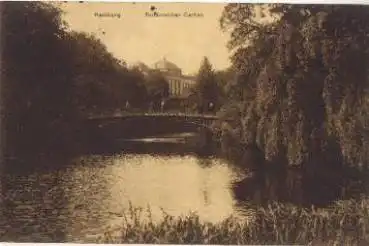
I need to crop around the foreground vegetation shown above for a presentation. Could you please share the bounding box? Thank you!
[99,199,369,245]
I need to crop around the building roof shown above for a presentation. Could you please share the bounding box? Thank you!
[165,74,196,82]
[153,57,181,72]
[182,75,196,81]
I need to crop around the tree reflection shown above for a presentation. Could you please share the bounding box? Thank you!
[1,160,68,242]
[232,166,368,208]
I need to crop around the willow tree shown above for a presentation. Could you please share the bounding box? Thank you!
[220,4,369,172]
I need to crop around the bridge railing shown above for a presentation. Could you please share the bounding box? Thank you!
[87,109,218,120]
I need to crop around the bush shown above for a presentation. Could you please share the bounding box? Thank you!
[98,199,369,245]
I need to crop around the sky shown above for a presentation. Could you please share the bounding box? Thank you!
[58,2,231,75]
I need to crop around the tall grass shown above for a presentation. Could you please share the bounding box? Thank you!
[99,199,369,245]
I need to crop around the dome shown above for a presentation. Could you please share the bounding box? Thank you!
[153,57,181,75]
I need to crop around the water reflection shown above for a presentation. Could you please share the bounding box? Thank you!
[2,151,249,242]
[75,154,242,223]
[2,170,68,242]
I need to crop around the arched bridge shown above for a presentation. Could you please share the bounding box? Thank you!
[81,112,220,140]
[87,112,218,127]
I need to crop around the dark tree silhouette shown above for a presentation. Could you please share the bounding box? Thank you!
[1,2,76,159]
[220,4,369,170]
[1,2,150,167]
[191,57,221,114]
[144,70,169,110]
[219,4,369,204]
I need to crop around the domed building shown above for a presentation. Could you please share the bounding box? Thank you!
[153,57,196,98]
[153,58,182,76]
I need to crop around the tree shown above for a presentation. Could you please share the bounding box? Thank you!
[192,57,220,113]
[220,4,369,171]
[217,4,369,205]
[1,2,150,163]
[214,68,235,104]
[67,32,148,114]
[1,2,76,157]
[144,70,169,109]
[124,68,148,109]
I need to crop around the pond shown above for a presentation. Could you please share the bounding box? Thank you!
[2,138,253,242]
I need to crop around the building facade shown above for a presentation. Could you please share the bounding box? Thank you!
[153,58,196,98]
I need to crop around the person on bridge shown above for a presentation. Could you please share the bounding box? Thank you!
[208,102,214,114]
[125,100,130,111]
[160,100,165,113]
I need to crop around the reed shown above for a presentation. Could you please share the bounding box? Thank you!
[99,198,369,245]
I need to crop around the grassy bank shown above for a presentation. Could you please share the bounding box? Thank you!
[99,198,369,245]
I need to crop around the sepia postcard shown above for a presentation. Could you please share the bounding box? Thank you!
[1,1,369,244]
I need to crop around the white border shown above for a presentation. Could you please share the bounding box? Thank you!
[1,1,367,246]
[12,0,369,4]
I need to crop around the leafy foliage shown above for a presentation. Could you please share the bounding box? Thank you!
[219,4,369,171]
[144,70,169,104]
[67,31,142,113]
[1,2,75,156]
[1,2,149,161]
[191,57,222,113]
